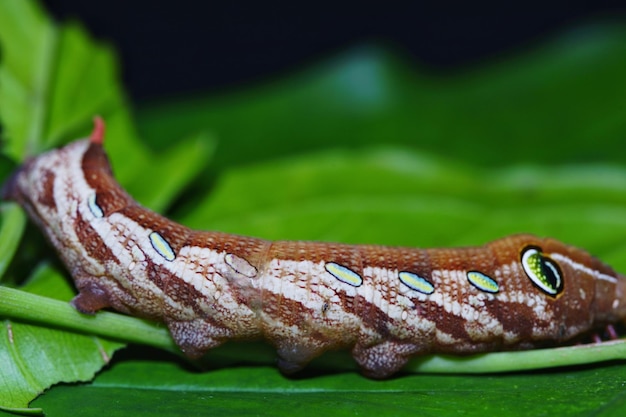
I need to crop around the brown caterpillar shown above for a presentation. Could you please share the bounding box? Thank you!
[3,117,626,378]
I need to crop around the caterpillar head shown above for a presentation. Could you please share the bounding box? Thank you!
[1,118,139,312]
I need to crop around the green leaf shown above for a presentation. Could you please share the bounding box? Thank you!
[31,360,626,417]
[0,204,26,280]
[0,323,120,415]
[0,264,179,413]
[0,266,125,414]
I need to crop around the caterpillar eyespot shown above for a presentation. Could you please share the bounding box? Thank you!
[3,117,626,379]
[521,246,564,297]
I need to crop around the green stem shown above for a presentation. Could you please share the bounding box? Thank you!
[0,405,43,415]
[0,286,178,353]
[406,339,626,374]
[208,335,626,375]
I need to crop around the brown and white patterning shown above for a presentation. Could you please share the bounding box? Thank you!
[4,117,626,378]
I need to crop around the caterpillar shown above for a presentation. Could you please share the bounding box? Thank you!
[3,117,626,378]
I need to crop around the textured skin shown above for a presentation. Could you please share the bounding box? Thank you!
[4,123,626,378]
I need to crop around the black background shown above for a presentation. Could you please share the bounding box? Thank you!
[42,1,626,102]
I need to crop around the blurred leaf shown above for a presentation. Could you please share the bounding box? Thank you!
[183,148,626,270]
[138,25,626,172]
[0,204,26,280]
[145,131,215,213]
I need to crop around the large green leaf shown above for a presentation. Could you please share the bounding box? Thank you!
[32,361,626,417]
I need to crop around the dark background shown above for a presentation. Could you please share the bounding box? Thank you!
[42,1,626,102]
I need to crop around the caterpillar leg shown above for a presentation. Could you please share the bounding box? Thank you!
[166,318,229,358]
[272,333,354,375]
[275,342,326,374]
[71,281,113,314]
[352,341,422,379]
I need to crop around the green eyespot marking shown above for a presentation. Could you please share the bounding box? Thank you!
[399,271,435,295]
[521,246,563,296]
[87,193,104,218]
[149,231,176,262]
[325,262,363,287]
[467,271,499,293]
